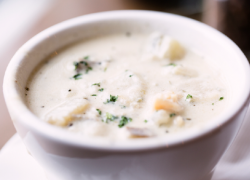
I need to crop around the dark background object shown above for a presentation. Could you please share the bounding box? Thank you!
[203,0,250,59]
[220,0,250,52]
[135,0,203,20]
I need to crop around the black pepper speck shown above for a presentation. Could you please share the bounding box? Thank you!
[126,32,131,37]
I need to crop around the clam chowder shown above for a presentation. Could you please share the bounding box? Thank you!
[26,32,227,139]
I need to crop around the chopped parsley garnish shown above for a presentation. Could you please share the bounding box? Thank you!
[99,88,104,92]
[110,95,118,102]
[83,56,89,60]
[118,116,132,128]
[144,120,148,123]
[170,113,176,118]
[106,112,118,121]
[85,66,92,74]
[81,61,88,66]
[129,75,133,77]
[96,109,102,115]
[73,73,82,80]
[104,68,107,72]
[74,60,92,74]
[104,95,118,104]
[74,61,87,70]
[92,83,100,87]
[186,94,193,99]
[219,97,224,101]
[167,63,176,67]
[212,103,214,105]
[91,94,97,96]
[73,62,79,70]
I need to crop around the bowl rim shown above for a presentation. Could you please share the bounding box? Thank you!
[3,10,250,152]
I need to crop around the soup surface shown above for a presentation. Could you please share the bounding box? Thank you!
[26,32,227,139]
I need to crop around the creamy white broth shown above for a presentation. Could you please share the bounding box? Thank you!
[26,33,227,139]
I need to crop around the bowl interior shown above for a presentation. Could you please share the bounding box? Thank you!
[4,10,250,150]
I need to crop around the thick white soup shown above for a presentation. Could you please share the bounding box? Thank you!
[26,32,227,139]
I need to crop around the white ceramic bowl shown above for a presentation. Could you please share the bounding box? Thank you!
[3,10,250,180]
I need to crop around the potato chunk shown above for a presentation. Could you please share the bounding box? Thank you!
[152,109,171,125]
[174,116,184,127]
[154,92,183,112]
[45,98,89,126]
[145,32,185,60]
[165,39,185,60]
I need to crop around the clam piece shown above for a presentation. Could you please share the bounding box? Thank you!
[45,98,89,127]
[154,92,183,112]
[127,127,154,138]
[173,66,197,77]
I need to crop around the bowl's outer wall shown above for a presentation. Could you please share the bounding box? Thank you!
[11,101,248,180]
[3,11,250,180]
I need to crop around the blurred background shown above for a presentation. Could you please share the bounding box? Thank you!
[0,0,250,149]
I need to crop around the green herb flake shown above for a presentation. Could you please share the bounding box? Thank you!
[85,66,92,74]
[110,95,118,102]
[74,59,92,74]
[96,109,102,115]
[212,103,214,105]
[80,61,88,66]
[104,95,118,104]
[170,113,176,118]
[167,63,176,67]
[104,68,107,72]
[186,94,193,99]
[73,73,82,80]
[98,88,104,92]
[84,56,89,60]
[106,112,112,120]
[91,94,97,96]
[92,83,100,87]
[219,97,224,101]
[106,112,118,121]
[73,62,79,70]
[118,116,132,128]
[144,120,148,123]
[129,75,133,77]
